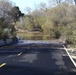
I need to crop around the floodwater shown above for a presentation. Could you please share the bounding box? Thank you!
[17,32,52,40]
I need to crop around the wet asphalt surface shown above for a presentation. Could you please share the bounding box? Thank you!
[0,42,76,75]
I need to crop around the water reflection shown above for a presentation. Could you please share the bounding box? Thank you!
[17,32,52,40]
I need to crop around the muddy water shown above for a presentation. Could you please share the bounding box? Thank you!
[17,32,52,40]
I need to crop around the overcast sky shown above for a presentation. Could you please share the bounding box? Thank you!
[11,0,49,13]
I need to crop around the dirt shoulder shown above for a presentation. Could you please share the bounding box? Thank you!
[67,48,76,59]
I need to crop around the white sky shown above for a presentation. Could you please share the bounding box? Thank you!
[11,0,49,13]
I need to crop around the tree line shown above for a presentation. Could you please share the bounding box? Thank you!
[16,0,76,46]
[1,0,76,46]
[0,0,24,43]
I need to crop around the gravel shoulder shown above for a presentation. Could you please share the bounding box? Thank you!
[67,48,76,60]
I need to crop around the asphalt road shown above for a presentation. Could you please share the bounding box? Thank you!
[0,42,76,75]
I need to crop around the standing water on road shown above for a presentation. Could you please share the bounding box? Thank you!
[17,32,53,40]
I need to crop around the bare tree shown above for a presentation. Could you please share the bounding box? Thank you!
[55,0,62,4]
[0,0,14,23]
[74,0,76,4]
[0,0,24,42]
[65,0,73,4]
[24,7,32,14]
[49,0,63,5]
[38,2,48,10]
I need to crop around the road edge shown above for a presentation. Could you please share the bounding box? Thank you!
[63,44,76,67]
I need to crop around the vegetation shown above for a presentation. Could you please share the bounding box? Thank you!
[15,0,76,46]
[1,0,76,46]
[0,0,24,43]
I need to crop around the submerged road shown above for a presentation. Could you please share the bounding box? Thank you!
[0,41,76,75]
